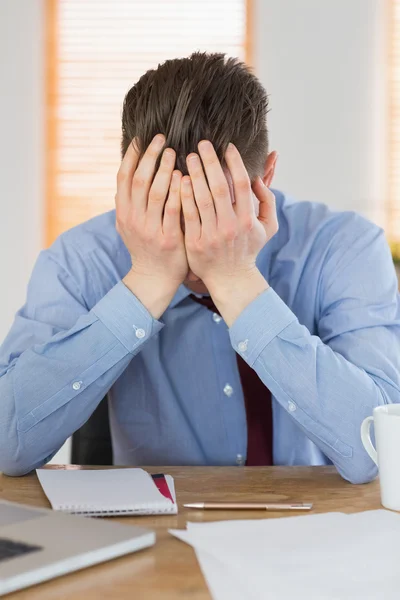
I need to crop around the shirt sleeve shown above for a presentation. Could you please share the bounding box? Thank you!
[229,224,400,484]
[0,250,163,476]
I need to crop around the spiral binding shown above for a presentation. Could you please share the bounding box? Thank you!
[58,502,175,517]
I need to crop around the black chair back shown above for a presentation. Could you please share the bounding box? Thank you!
[71,396,113,465]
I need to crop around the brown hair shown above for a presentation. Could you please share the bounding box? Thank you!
[121,52,269,180]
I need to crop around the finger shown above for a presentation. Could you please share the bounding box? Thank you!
[181,176,201,240]
[163,170,182,235]
[147,148,176,223]
[116,138,140,209]
[252,177,278,233]
[197,141,235,223]
[224,143,254,219]
[131,133,165,214]
[186,152,217,231]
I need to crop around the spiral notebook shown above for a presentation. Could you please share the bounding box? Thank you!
[36,468,177,517]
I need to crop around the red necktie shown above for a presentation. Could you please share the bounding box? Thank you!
[190,295,273,465]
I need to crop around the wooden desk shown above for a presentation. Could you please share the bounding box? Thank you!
[0,466,380,599]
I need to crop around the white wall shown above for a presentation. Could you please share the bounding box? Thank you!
[253,0,388,228]
[0,0,44,343]
[0,0,70,464]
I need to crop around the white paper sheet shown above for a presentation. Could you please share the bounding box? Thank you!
[170,510,400,599]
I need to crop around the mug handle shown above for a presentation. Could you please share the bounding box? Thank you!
[361,416,378,465]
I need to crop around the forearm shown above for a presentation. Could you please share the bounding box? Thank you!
[0,282,163,476]
[250,327,385,482]
[0,352,131,476]
[228,287,399,484]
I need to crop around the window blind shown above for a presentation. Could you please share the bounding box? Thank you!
[46,0,248,246]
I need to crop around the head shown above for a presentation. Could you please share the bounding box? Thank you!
[121,52,277,293]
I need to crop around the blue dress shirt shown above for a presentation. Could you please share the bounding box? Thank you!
[1,190,399,482]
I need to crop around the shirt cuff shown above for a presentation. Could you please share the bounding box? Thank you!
[92,281,164,353]
[229,287,296,366]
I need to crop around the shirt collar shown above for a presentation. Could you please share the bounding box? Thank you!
[169,284,193,308]
[169,283,211,309]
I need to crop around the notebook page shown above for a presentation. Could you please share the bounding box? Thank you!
[37,468,176,515]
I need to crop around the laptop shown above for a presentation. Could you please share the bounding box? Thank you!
[0,499,155,596]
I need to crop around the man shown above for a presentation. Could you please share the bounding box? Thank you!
[0,52,399,482]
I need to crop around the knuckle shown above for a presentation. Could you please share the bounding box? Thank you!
[208,235,219,250]
[116,169,127,186]
[241,215,255,232]
[189,162,203,177]
[161,150,175,167]
[203,153,219,167]
[199,196,214,210]
[160,237,173,251]
[184,210,198,222]
[132,174,146,190]
[194,238,205,252]
[165,202,179,216]
[149,190,164,204]
[169,183,178,197]
[236,178,251,194]
[222,224,238,241]
[147,145,160,160]
[169,229,181,242]
[170,175,181,193]
[213,183,229,199]
[159,161,172,176]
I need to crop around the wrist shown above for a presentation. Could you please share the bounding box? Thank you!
[205,266,263,299]
[206,268,269,327]
[122,269,180,319]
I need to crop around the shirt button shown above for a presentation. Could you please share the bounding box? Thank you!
[72,381,82,391]
[135,328,146,339]
[212,313,222,323]
[223,384,234,397]
[236,454,245,466]
[288,401,297,412]
[238,339,248,353]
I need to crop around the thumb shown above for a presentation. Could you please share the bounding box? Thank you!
[252,177,278,235]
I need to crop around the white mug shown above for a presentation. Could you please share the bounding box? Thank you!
[361,405,400,511]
